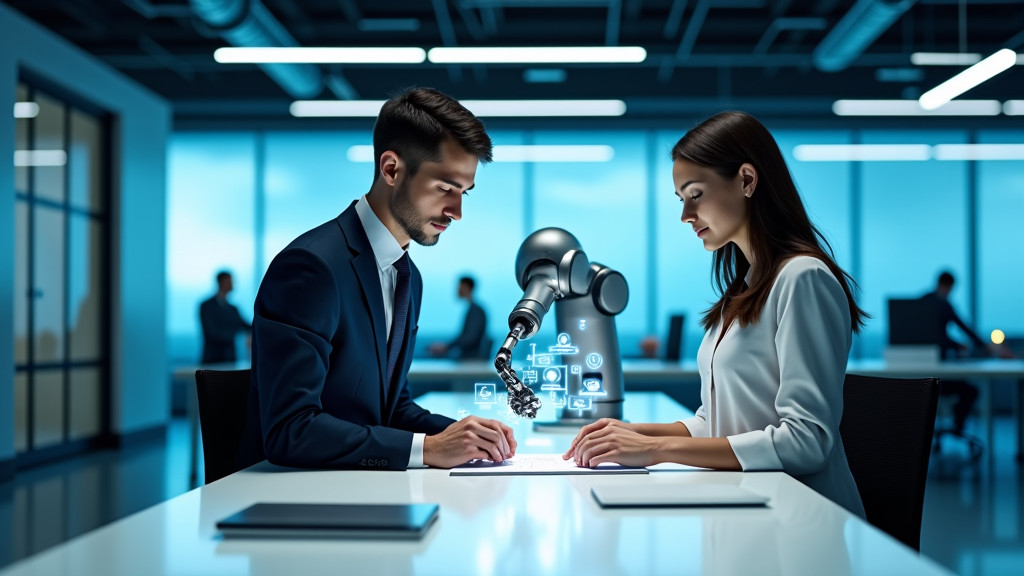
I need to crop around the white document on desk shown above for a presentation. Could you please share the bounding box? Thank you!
[450,453,649,476]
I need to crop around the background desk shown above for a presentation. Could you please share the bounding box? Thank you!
[1,392,952,576]
[409,358,1024,462]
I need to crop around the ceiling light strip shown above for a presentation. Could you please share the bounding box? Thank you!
[933,144,1024,161]
[919,49,1017,110]
[14,102,39,118]
[427,46,647,64]
[793,144,932,162]
[910,52,982,66]
[794,144,1024,162]
[291,99,627,118]
[1004,100,1024,115]
[213,47,427,64]
[832,99,1001,116]
[14,150,68,166]
[347,145,615,163]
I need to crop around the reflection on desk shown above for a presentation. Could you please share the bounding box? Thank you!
[0,392,952,576]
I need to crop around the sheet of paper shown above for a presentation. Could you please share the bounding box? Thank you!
[449,453,649,476]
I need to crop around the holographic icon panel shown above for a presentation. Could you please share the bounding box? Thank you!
[475,382,497,405]
[539,365,567,391]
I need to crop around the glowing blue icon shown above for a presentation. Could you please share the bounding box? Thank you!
[570,365,581,374]
[534,354,553,366]
[522,369,538,385]
[475,383,497,405]
[539,366,567,391]
[580,377,606,396]
[578,319,587,331]
[549,332,579,355]
[568,396,593,411]
[585,352,603,369]
[550,393,566,409]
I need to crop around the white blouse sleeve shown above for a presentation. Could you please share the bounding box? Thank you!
[680,405,708,437]
[726,265,851,474]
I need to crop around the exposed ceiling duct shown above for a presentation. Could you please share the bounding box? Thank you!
[812,0,918,72]
[189,0,323,98]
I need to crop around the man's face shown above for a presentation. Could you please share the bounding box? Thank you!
[390,137,478,247]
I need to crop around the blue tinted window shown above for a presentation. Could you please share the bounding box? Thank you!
[977,130,1024,339]
[858,130,968,357]
[167,133,257,363]
[262,131,372,271]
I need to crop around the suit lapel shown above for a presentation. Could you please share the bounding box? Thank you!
[337,205,388,406]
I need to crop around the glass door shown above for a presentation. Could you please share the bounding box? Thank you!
[14,80,110,463]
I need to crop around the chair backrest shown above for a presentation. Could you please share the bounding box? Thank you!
[840,373,940,551]
[665,314,685,361]
[195,369,252,484]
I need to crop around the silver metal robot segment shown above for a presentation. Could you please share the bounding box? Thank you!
[494,228,629,423]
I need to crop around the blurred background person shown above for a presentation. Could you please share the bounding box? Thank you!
[920,270,1012,444]
[430,275,488,360]
[199,270,251,364]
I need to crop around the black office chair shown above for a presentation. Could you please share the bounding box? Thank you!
[195,368,253,484]
[840,373,940,551]
[665,314,685,361]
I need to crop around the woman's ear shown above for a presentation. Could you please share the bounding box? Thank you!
[739,163,758,198]
[379,150,402,187]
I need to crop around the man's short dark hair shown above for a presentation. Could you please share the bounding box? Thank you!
[216,270,232,283]
[372,87,493,183]
[938,271,955,288]
[459,276,476,291]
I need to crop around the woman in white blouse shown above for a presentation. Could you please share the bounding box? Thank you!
[563,111,868,517]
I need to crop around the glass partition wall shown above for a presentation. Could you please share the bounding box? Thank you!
[14,80,110,464]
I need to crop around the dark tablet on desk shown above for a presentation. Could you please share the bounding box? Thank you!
[216,502,439,539]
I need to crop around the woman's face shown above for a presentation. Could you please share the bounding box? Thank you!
[672,159,754,255]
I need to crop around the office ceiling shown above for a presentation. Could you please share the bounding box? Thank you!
[8,0,1024,123]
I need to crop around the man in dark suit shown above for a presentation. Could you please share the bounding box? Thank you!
[239,88,516,471]
[430,276,488,359]
[198,270,250,363]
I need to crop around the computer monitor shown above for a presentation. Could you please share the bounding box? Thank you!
[887,298,941,346]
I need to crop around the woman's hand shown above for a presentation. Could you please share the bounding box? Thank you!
[568,424,663,468]
[562,418,629,461]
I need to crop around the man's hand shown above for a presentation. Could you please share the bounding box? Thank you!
[423,416,517,468]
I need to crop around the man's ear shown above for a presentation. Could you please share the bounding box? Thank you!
[379,150,402,187]
[739,163,758,198]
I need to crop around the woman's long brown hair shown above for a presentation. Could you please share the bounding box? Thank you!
[672,111,868,333]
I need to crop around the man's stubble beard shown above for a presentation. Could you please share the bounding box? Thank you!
[390,177,439,247]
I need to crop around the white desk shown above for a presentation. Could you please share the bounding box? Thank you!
[1,392,951,576]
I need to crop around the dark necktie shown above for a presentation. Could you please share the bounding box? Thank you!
[385,253,411,391]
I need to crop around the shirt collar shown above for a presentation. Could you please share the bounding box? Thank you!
[354,195,406,270]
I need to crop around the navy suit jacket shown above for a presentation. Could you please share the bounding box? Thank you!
[239,202,455,470]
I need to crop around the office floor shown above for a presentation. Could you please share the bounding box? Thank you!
[0,418,1022,575]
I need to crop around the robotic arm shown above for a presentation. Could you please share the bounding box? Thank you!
[495,228,628,422]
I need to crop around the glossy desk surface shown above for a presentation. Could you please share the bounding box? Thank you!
[406,357,1024,382]
[1,392,951,576]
